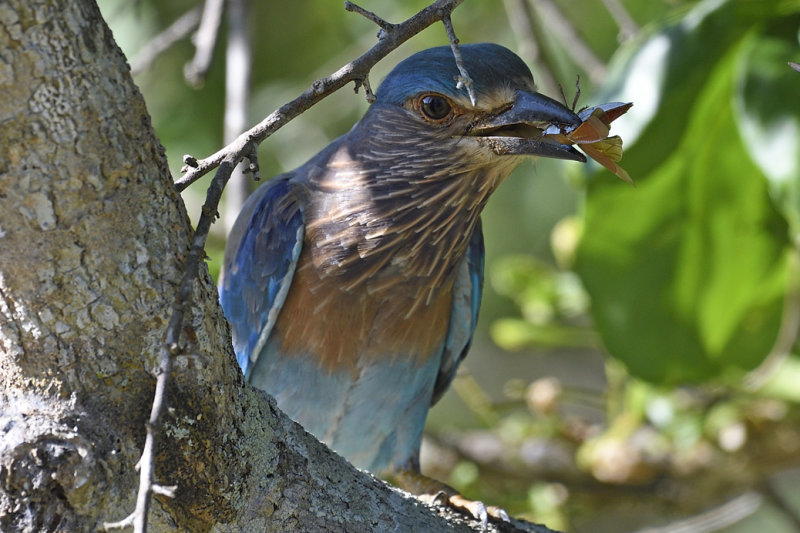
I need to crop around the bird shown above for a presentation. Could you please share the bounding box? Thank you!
[219,43,585,522]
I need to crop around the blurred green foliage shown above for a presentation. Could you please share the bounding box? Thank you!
[484,0,800,528]
[575,0,800,383]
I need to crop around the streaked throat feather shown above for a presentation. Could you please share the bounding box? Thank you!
[302,106,518,302]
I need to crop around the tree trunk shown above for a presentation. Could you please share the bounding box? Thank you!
[0,1,556,531]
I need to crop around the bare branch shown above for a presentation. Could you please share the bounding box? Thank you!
[599,0,639,42]
[184,0,226,87]
[243,145,260,179]
[354,74,377,103]
[345,1,396,32]
[529,0,606,84]
[502,0,559,97]
[174,0,468,192]
[130,6,202,76]
[222,0,253,233]
[441,14,477,106]
[629,492,762,533]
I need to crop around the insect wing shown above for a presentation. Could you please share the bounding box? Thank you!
[567,111,611,143]
[586,136,624,162]
[581,142,633,185]
[578,102,633,124]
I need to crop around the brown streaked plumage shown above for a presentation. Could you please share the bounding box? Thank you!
[300,106,518,306]
[274,245,453,373]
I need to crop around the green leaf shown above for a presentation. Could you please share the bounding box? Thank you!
[735,18,800,237]
[575,2,796,383]
[589,0,780,179]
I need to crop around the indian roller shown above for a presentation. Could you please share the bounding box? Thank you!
[220,43,585,520]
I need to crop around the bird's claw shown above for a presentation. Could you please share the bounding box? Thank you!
[489,505,510,522]
[420,490,510,528]
[448,493,489,527]
[393,467,511,527]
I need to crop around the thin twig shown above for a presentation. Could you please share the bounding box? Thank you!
[744,246,800,389]
[441,14,476,106]
[130,6,202,76]
[104,157,238,533]
[175,0,468,192]
[344,1,396,32]
[529,0,606,84]
[184,0,226,87]
[630,492,762,533]
[502,0,559,97]
[599,0,639,42]
[354,75,376,103]
[222,0,253,233]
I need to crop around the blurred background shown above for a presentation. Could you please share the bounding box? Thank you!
[99,1,800,531]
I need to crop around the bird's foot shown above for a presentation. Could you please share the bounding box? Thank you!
[420,490,510,526]
[391,467,510,528]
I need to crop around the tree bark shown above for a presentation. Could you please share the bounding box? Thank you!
[0,1,556,531]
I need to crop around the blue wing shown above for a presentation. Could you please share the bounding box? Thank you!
[219,175,304,379]
[430,219,485,405]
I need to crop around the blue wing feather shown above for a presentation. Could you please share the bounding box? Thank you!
[430,219,485,405]
[219,176,304,378]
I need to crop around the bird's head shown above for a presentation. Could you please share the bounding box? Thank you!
[306,44,588,288]
[362,43,586,174]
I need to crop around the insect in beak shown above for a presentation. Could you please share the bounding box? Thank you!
[543,101,634,185]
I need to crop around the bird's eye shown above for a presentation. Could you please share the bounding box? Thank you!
[418,94,453,122]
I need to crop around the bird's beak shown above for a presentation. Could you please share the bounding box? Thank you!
[470,90,586,162]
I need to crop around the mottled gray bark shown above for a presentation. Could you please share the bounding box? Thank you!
[0,1,556,532]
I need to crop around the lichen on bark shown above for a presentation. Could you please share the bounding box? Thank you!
[0,0,235,529]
